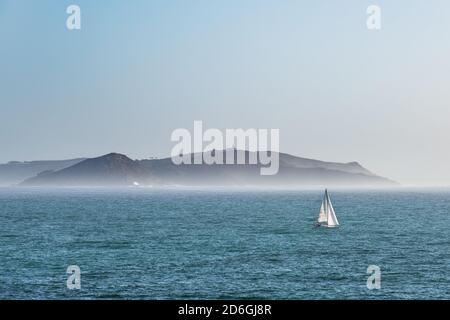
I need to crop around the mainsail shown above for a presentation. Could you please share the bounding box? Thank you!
[317,189,339,227]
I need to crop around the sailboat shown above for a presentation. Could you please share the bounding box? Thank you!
[316,189,339,228]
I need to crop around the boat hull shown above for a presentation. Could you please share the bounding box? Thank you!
[315,223,339,228]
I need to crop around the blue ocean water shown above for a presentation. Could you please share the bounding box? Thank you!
[1,187,450,299]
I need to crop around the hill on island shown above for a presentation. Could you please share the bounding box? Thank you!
[0,158,86,186]
[17,150,398,187]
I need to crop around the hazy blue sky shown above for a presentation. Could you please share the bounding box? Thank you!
[1,0,450,185]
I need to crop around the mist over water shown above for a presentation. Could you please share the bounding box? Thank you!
[1,187,450,299]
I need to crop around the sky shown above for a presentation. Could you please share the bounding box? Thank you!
[1,0,450,186]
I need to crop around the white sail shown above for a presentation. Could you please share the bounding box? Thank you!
[325,191,339,226]
[317,189,339,227]
[317,197,327,223]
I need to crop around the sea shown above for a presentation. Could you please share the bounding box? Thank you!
[1,187,450,299]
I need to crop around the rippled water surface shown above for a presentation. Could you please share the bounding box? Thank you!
[1,187,450,299]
